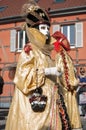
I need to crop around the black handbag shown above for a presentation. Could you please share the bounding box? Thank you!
[29,68,47,112]
[29,87,47,112]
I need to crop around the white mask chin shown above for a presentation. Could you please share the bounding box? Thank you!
[39,24,50,39]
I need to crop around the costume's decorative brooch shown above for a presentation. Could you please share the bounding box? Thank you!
[24,44,32,54]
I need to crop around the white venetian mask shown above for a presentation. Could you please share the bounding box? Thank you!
[39,24,50,39]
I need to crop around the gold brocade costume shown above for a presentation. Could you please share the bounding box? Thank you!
[5,28,62,130]
[56,48,82,129]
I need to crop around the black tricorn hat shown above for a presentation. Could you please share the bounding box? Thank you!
[21,0,50,27]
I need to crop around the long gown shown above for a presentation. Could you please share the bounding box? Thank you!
[5,28,62,130]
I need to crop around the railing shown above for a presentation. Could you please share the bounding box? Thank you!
[0,96,12,109]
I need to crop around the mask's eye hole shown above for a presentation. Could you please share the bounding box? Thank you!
[41,26,46,30]
[47,27,49,30]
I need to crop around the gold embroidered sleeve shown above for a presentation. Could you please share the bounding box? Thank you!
[14,50,45,94]
[56,49,79,91]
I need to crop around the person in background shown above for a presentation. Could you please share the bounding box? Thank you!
[0,75,4,95]
[0,68,4,95]
[50,31,82,129]
[78,67,86,84]
[77,67,86,119]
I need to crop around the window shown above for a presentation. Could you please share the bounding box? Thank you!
[0,6,8,12]
[10,30,28,52]
[34,0,39,2]
[61,24,75,46]
[54,0,65,3]
[52,22,83,48]
[17,30,26,51]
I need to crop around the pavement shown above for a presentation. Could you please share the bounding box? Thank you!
[81,116,86,130]
[0,108,86,130]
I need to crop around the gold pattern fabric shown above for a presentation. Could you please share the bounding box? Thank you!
[56,48,82,129]
[5,29,62,130]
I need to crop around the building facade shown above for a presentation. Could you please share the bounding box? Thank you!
[0,0,86,108]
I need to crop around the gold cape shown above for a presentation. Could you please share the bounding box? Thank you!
[5,28,62,130]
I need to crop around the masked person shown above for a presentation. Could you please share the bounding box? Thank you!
[50,31,82,130]
[5,1,68,130]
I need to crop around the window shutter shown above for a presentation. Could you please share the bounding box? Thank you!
[75,22,83,47]
[52,25,60,33]
[10,29,16,52]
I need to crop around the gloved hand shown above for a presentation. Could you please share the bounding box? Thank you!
[45,67,62,77]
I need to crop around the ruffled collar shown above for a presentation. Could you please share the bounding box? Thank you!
[26,26,55,56]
